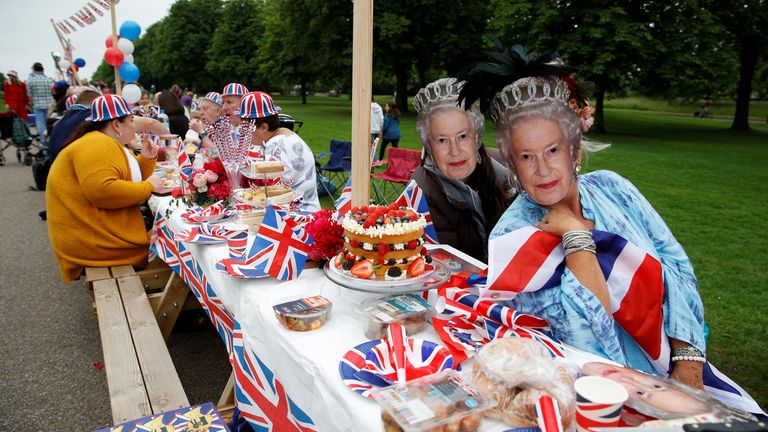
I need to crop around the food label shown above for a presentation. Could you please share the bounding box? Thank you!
[366,294,430,323]
[398,399,435,424]
[273,296,330,315]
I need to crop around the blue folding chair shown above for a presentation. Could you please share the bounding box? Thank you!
[314,140,351,199]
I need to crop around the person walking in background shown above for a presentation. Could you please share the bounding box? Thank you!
[3,71,29,121]
[26,62,53,145]
[370,99,383,144]
[378,103,401,160]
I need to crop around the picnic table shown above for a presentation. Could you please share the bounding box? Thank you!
[148,195,608,431]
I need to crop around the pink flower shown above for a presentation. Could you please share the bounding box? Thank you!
[204,170,218,183]
[192,173,207,188]
[579,106,594,133]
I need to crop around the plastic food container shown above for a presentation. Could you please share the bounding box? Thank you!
[272,296,332,331]
[358,294,434,340]
[373,369,494,432]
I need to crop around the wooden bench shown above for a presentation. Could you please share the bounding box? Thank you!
[93,271,189,424]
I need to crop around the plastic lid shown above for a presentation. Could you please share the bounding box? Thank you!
[357,294,432,324]
[372,369,495,432]
[273,296,332,319]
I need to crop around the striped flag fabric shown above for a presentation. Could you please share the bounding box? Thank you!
[247,206,312,280]
[392,179,439,244]
[333,178,352,220]
[87,94,132,121]
[485,227,668,368]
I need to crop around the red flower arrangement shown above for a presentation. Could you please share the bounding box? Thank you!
[304,209,344,262]
[172,159,232,207]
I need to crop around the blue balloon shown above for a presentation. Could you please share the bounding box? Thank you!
[119,20,141,41]
[118,61,140,83]
[74,58,86,68]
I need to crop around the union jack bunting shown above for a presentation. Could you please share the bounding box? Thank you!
[232,324,317,431]
[486,227,668,367]
[333,178,352,220]
[92,0,112,10]
[65,20,76,32]
[247,206,312,280]
[87,94,131,121]
[57,22,71,35]
[392,179,439,244]
[70,14,84,27]
[88,2,104,17]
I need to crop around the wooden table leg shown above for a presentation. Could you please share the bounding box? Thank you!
[217,372,236,424]
[152,272,190,341]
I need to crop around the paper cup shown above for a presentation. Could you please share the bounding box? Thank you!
[226,225,249,259]
[574,376,628,432]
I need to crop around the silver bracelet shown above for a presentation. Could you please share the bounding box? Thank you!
[671,355,706,363]
[562,230,596,256]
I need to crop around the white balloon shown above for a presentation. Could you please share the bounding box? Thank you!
[117,38,135,55]
[123,54,134,64]
[121,84,142,104]
[58,59,71,70]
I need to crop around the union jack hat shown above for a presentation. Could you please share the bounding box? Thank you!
[222,83,249,96]
[86,94,133,122]
[204,91,223,106]
[238,91,281,119]
[65,94,78,110]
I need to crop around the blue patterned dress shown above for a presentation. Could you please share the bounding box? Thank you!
[489,170,706,374]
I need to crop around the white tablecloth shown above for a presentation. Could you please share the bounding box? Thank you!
[149,195,608,431]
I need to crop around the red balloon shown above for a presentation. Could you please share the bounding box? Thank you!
[104,47,125,66]
[105,35,121,48]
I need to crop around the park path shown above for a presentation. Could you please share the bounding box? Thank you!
[0,147,230,431]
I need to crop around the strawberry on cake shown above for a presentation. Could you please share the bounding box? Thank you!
[335,204,433,280]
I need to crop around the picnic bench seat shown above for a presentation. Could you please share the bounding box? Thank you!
[93,268,189,424]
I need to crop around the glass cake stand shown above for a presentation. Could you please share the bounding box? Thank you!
[323,256,450,294]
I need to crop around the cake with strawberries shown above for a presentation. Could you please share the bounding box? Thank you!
[336,204,432,280]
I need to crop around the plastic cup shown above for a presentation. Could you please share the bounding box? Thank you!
[574,376,629,432]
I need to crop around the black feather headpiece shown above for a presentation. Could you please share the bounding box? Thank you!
[458,35,578,117]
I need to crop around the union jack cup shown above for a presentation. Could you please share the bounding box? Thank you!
[226,225,249,259]
[573,376,628,432]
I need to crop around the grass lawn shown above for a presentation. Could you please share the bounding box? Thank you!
[277,95,767,409]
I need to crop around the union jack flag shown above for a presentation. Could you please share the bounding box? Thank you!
[333,178,352,220]
[486,227,668,366]
[247,206,312,280]
[392,179,438,244]
[232,324,316,431]
[361,334,453,384]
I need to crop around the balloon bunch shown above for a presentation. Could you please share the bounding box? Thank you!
[102,20,143,103]
[58,57,86,76]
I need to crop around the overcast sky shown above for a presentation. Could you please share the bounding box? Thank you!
[1,0,176,80]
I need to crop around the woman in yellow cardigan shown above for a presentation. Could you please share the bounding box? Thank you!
[46,94,164,282]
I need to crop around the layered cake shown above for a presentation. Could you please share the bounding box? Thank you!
[337,204,432,280]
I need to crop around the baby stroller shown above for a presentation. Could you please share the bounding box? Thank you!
[0,112,43,166]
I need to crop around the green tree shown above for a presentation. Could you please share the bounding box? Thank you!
[148,0,223,91]
[258,0,353,104]
[488,1,653,133]
[133,21,166,89]
[91,60,115,84]
[206,0,265,90]
[705,0,767,130]
[374,0,488,112]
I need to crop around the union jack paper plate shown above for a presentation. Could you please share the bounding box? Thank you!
[215,257,269,279]
[338,339,454,398]
[324,256,450,294]
[181,208,237,224]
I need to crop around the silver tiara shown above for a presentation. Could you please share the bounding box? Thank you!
[413,77,465,114]
[490,76,570,122]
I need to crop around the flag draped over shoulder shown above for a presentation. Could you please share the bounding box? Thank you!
[484,226,764,415]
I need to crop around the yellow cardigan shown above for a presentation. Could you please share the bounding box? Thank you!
[46,131,156,282]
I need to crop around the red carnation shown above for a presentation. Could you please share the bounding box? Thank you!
[203,159,226,176]
[305,209,344,261]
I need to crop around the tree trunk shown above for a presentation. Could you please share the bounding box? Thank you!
[731,38,758,130]
[395,64,408,113]
[594,87,606,134]
[300,79,307,105]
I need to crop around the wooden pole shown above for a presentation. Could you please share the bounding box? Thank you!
[109,0,122,94]
[350,0,373,207]
[50,19,81,85]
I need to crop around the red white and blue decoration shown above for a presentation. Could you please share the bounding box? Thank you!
[333,178,353,220]
[246,206,312,280]
[392,179,439,244]
[205,91,224,106]
[222,83,249,96]
[87,94,132,121]
[238,92,282,119]
[94,402,229,432]
[535,395,565,432]
[65,94,77,110]
[174,224,231,244]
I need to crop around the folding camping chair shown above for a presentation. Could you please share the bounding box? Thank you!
[314,140,351,199]
[371,147,422,204]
